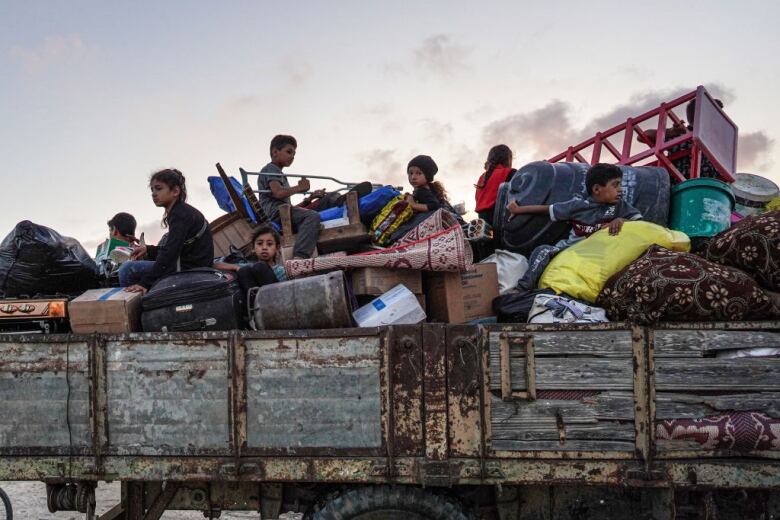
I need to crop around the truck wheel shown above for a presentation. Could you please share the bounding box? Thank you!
[311,485,473,519]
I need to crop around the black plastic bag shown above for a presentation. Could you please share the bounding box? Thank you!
[0,221,99,298]
[492,288,555,323]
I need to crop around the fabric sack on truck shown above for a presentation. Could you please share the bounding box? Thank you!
[370,195,414,246]
[480,250,528,294]
[141,268,244,332]
[528,293,608,324]
[539,221,690,303]
[492,288,555,323]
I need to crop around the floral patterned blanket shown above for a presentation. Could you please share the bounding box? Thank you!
[597,245,779,324]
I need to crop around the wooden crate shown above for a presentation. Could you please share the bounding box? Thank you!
[210,211,255,257]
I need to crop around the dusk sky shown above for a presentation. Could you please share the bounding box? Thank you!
[2,1,778,251]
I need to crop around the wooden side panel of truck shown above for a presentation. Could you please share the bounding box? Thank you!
[1,322,779,518]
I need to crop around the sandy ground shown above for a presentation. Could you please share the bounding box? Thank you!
[0,481,302,519]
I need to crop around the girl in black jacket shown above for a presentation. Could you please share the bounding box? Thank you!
[121,169,213,294]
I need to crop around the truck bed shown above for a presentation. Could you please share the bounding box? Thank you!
[1,322,779,491]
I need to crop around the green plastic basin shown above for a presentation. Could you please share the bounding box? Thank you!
[669,178,735,237]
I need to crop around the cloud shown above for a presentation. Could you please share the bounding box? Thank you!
[357,149,405,187]
[421,118,454,142]
[413,34,470,77]
[738,131,775,173]
[9,34,91,74]
[482,100,573,160]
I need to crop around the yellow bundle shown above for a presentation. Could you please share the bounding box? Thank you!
[539,221,690,302]
[370,195,414,246]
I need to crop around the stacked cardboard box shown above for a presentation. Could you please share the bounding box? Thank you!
[424,263,499,324]
[351,267,426,311]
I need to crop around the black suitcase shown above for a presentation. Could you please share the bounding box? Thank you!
[141,268,244,332]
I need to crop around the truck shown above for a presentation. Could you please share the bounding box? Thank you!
[1,321,779,519]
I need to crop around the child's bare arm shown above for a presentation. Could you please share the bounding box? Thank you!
[268,179,310,200]
[404,194,430,212]
[213,261,240,272]
[507,200,549,215]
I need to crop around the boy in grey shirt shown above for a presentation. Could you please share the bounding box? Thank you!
[509,163,643,291]
[258,135,321,259]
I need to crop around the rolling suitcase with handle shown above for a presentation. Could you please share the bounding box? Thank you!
[141,268,244,332]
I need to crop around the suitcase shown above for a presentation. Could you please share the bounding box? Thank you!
[141,268,244,332]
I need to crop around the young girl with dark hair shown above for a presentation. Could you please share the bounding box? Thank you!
[121,168,213,294]
[404,155,463,221]
[214,224,285,294]
[474,144,514,224]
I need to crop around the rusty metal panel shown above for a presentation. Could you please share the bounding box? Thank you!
[390,325,424,457]
[423,324,448,461]
[0,339,91,450]
[105,338,230,454]
[446,325,482,457]
[244,335,382,450]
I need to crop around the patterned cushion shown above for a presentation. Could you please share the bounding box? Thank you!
[657,412,780,451]
[596,245,779,324]
[702,211,780,291]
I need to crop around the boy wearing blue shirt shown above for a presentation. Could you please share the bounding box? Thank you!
[509,163,642,291]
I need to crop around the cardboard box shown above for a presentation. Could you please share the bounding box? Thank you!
[68,288,142,333]
[351,267,423,296]
[356,293,426,312]
[425,263,499,324]
[352,284,426,327]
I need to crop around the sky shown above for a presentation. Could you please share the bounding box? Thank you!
[1,1,779,251]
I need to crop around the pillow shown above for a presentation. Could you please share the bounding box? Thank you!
[702,211,780,291]
[597,245,779,324]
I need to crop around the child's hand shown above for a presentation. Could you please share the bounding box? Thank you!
[124,284,148,295]
[297,178,311,193]
[507,200,522,215]
[130,244,147,260]
[607,218,626,235]
[404,194,414,204]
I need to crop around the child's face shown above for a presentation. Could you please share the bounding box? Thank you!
[253,233,278,263]
[592,177,623,204]
[150,181,181,207]
[271,144,296,167]
[408,166,427,188]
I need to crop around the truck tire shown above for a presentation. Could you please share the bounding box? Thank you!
[310,485,474,519]
[0,486,12,520]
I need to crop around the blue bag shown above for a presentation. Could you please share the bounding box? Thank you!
[208,176,257,223]
[318,186,400,222]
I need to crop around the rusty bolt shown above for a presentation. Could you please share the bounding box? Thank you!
[400,337,415,351]
[191,488,207,504]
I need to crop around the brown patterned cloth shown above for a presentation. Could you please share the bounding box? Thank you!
[284,210,472,278]
[657,411,780,451]
[596,245,779,324]
[702,211,780,291]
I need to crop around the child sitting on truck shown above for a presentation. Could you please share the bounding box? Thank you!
[510,163,643,291]
[214,224,286,294]
[121,169,213,293]
[257,135,320,259]
[404,154,464,223]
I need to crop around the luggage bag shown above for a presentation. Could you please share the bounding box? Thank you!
[141,268,244,332]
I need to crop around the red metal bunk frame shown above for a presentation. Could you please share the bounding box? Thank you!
[548,86,738,183]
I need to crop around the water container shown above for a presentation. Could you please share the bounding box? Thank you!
[497,161,671,256]
[250,270,353,330]
[731,173,779,217]
[669,179,735,237]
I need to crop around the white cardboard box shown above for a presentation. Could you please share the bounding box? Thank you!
[352,284,426,327]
